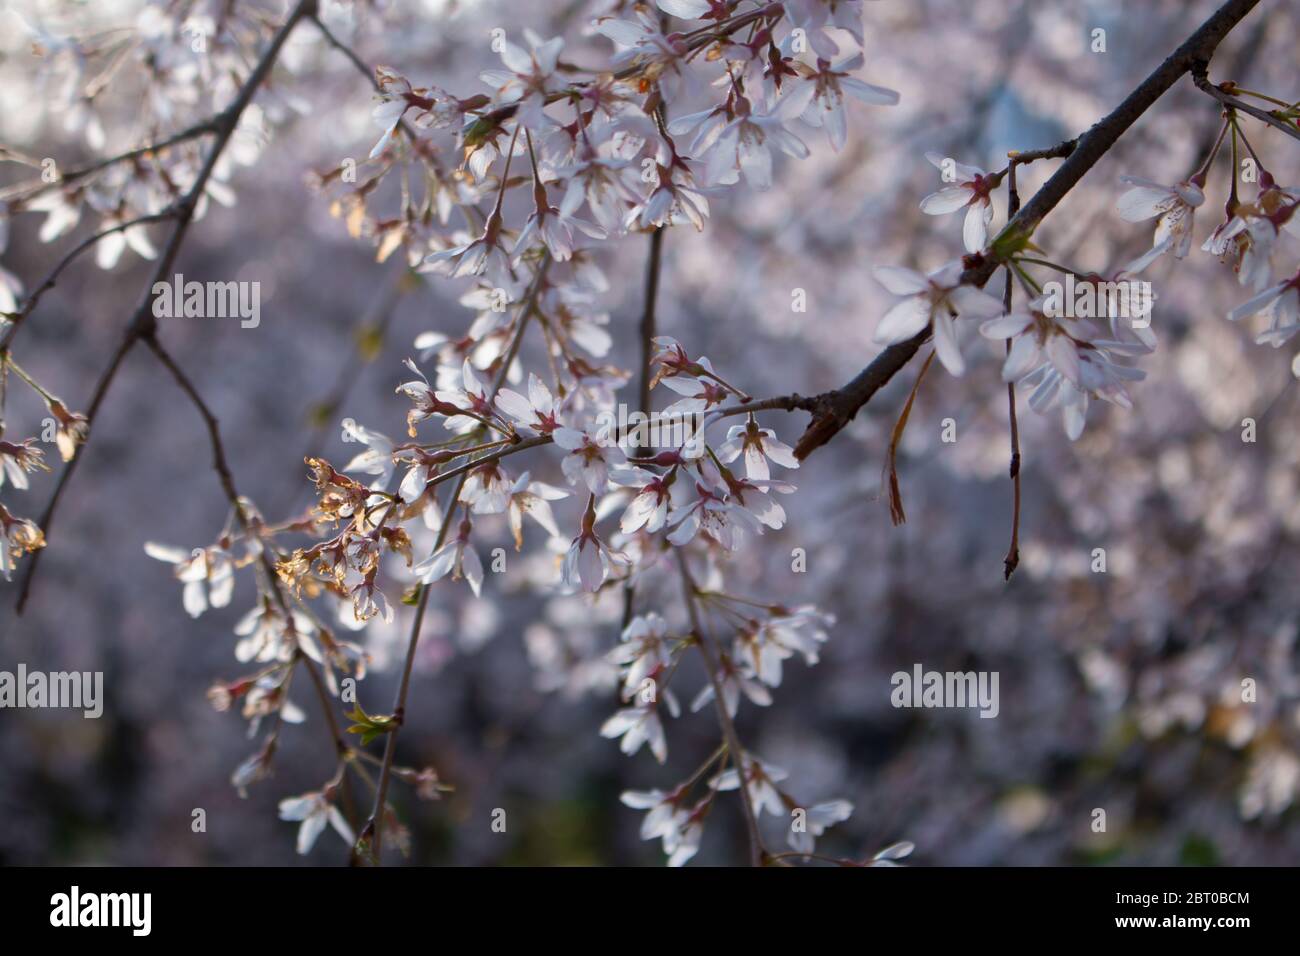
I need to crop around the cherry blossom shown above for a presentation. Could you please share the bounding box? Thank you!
[494,373,564,436]
[413,516,485,596]
[601,701,672,763]
[734,606,832,689]
[919,152,1000,253]
[620,787,706,866]
[1116,174,1205,262]
[561,497,626,592]
[716,419,800,480]
[666,478,763,551]
[553,426,624,494]
[1228,267,1300,348]
[691,651,773,717]
[609,612,675,699]
[699,94,811,190]
[788,799,854,854]
[609,465,675,535]
[144,542,236,618]
[0,505,45,580]
[341,420,396,491]
[278,789,354,856]
[0,440,48,491]
[795,54,899,151]
[979,296,1090,387]
[504,472,568,549]
[479,31,565,130]
[711,756,788,817]
[872,261,1006,375]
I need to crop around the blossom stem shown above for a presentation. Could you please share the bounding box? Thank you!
[1228,87,1293,108]
[0,115,221,206]
[362,255,551,862]
[1228,121,1240,207]
[0,209,182,350]
[699,370,752,401]
[1228,113,1266,171]
[0,355,58,404]
[489,124,522,222]
[1010,261,1042,296]
[1013,256,1076,275]
[1193,116,1231,180]
[675,549,767,866]
[1193,65,1300,142]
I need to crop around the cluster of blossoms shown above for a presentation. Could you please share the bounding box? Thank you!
[2,2,282,275]
[10,0,1288,866]
[318,309,844,858]
[607,602,863,864]
[113,0,906,863]
[312,0,899,272]
[872,156,1158,441]
[1116,117,1299,366]
[869,93,1300,443]
[0,359,88,578]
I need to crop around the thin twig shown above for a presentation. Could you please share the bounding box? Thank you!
[144,333,351,813]
[0,209,180,349]
[1192,66,1300,142]
[1002,161,1023,581]
[0,115,222,204]
[675,549,766,866]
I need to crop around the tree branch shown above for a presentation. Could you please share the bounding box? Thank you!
[792,0,1261,460]
[0,210,180,349]
[1191,67,1300,142]
[14,0,319,613]
[0,116,222,205]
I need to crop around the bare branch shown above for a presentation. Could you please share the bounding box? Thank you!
[1192,66,1300,142]
[1,210,180,350]
[0,116,222,205]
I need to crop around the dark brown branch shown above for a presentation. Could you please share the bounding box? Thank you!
[0,116,222,205]
[1192,68,1300,142]
[636,228,664,438]
[793,0,1261,460]
[0,210,180,349]
[1002,164,1023,581]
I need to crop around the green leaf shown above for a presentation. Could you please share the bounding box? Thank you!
[344,702,398,746]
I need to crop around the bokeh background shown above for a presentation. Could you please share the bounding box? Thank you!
[0,0,1297,865]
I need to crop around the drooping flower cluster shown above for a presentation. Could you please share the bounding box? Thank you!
[1118,122,1300,375]
[60,0,907,863]
[16,0,1291,869]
